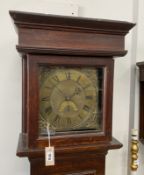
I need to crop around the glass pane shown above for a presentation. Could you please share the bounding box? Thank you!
[38,66,104,135]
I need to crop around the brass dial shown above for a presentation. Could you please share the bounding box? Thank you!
[39,67,100,134]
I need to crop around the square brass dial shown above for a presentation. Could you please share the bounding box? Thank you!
[38,66,103,135]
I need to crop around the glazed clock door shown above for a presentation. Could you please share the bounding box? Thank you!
[27,54,113,148]
[39,66,102,135]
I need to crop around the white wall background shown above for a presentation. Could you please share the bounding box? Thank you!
[0,0,143,175]
[134,0,144,174]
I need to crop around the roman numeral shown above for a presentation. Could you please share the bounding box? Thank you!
[41,96,49,101]
[54,115,60,122]
[52,75,60,83]
[83,84,91,89]
[83,105,90,112]
[65,72,71,80]
[45,86,52,89]
[85,95,93,100]
[74,87,81,95]
[76,76,81,83]
[66,118,71,125]
[45,106,52,114]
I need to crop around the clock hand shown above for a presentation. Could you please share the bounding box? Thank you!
[55,86,66,98]
[69,87,82,100]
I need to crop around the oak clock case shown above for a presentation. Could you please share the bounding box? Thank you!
[27,55,109,147]
[10,10,134,175]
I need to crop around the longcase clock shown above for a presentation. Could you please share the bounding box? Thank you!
[10,11,134,175]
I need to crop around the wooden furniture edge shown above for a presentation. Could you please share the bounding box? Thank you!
[9,10,135,35]
[16,46,128,57]
[137,61,144,67]
[17,133,123,158]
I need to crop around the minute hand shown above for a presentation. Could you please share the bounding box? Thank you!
[55,87,65,97]
[69,87,82,99]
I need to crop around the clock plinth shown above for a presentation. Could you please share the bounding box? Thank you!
[10,10,134,175]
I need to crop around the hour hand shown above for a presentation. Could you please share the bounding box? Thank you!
[55,87,65,97]
[69,87,82,99]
